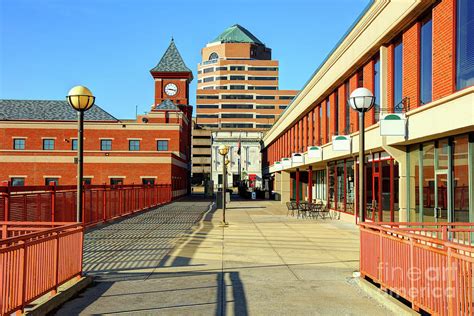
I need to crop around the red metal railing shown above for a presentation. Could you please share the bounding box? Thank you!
[0,184,173,226]
[360,222,474,315]
[1,222,84,316]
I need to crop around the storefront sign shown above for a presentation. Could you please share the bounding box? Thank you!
[332,135,351,151]
[274,161,282,171]
[380,113,406,136]
[307,146,322,159]
[292,153,304,164]
[282,157,292,168]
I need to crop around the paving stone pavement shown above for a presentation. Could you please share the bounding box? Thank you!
[55,196,393,316]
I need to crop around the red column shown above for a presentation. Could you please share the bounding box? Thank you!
[295,168,300,204]
[308,166,313,203]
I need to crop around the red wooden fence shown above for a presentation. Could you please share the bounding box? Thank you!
[0,184,173,226]
[360,222,474,315]
[1,222,84,316]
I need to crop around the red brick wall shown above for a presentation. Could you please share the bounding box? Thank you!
[403,22,421,109]
[315,105,321,145]
[363,59,375,125]
[302,114,308,149]
[0,120,190,188]
[308,109,314,147]
[338,84,347,134]
[321,100,328,144]
[329,92,337,140]
[432,0,456,100]
[387,43,395,113]
[349,74,359,132]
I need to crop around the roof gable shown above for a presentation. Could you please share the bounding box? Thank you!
[150,39,192,73]
[211,24,263,45]
[0,100,118,121]
[155,99,179,111]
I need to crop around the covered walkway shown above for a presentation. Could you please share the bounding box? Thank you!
[56,197,392,315]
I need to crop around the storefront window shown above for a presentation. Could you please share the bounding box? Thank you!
[328,163,336,209]
[315,169,326,200]
[337,161,345,211]
[422,142,435,222]
[381,159,391,221]
[411,145,421,222]
[346,160,355,214]
[437,139,449,170]
[365,155,374,220]
[453,135,469,222]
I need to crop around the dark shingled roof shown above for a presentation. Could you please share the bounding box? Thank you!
[155,99,179,110]
[150,40,192,74]
[0,100,118,121]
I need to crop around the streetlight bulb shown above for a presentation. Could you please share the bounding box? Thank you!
[67,86,95,112]
[218,145,229,156]
[349,87,375,112]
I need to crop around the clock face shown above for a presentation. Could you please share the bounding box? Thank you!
[164,83,178,96]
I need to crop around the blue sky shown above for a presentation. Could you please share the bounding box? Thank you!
[0,0,370,119]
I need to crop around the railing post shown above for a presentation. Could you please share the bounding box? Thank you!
[52,231,60,295]
[378,228,383,282]
[82,185,86,225]
[102,185,107,222]
[442,225,448,241]
[4,185,10,222]
[51,184,56,223]
[409,237,415,310]
[20,240,27,314]
[447,246,454,316]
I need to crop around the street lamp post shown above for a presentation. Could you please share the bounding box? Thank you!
[67,86,95,222]
[349,87,375,223]
[218,145,229,224]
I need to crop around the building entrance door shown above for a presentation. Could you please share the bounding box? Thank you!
[434,169,450,223]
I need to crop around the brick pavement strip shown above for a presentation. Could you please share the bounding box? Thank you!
[55,197,394,315]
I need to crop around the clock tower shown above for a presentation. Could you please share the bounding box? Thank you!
[150,39,193,108]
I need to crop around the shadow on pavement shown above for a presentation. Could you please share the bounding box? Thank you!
[55,195,249,316]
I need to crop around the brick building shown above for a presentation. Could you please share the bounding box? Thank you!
[264,0,473,224]
[0,39,193,197]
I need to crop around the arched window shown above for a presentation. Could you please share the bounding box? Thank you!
[209,52,219,60]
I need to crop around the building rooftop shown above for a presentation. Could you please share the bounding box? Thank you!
[0,99,118,121]
[211,24,263,45]
[155,99,179,110]
[150,39,193,74]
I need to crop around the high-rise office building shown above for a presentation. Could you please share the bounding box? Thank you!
[195,24,298,130]
[191,25,297,188]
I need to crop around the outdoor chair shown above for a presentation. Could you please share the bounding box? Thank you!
[286,201,297,217]
[297,202,310,219]
[287,201,299,217]
[319,203,332,219]
[307,202,322,219]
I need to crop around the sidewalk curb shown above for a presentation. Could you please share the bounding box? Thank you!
[355,277,419,316]
[25,276,93,316]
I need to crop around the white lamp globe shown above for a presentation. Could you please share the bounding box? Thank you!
[349,87,375,112]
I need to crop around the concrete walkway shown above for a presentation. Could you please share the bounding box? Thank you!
[56,197,392,315]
